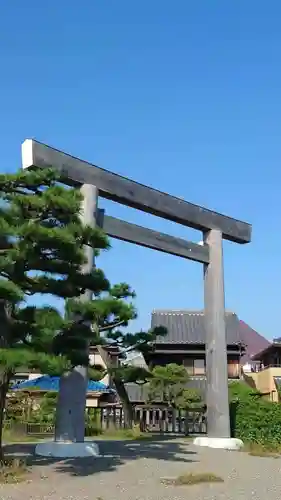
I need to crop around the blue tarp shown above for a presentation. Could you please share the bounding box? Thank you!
[11,375,114,393]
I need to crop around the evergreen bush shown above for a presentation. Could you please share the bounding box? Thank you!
[229,382,281,446]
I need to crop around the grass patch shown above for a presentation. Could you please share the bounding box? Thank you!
[243,442,281,458]
[3,429,43,444]
[3,425,151,444]
[161,472,224,486]
[94,425,152,441]
[0,458,28,484]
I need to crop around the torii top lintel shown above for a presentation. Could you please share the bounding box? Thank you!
[21,139,252,244]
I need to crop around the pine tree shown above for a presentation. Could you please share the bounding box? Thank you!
[0,167,166,450]
[148,364,200,408]
[0,168,80,457]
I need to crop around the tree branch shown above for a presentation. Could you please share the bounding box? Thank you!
[99,320,127,332]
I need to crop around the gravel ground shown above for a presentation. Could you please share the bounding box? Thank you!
[1,436,281,500]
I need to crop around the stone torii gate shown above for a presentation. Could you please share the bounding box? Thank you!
[22,139,251,456]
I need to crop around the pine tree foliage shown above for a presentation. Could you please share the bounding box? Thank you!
[0,166,167,438]
[148,363,201,408]
[0,168,108,374]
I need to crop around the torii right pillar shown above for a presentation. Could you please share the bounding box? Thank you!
[194,228,243,450]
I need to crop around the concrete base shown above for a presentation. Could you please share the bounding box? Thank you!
[193,437,244,451]
[35,441,100,458]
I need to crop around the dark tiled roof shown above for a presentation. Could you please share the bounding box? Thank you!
[238,321,270,363]
[251,343,281,361]
[125,378,207,403]
[152,310,243,346]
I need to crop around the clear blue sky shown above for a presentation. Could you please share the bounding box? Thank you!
[1,1,280,339]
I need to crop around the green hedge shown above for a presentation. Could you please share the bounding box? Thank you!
[230,399,281,446]
[229,381,281,446]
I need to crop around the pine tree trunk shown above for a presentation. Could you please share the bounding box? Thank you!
[97,346,133,429]
[0,374,11,461]
[55,368,87,442]
[113,378,134,429]
[0,301,12,459]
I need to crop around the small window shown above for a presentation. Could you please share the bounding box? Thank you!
[193,359,205,375]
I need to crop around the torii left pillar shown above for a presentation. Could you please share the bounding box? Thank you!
[36,184,100,458]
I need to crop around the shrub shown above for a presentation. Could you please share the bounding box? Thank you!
[229,380,262,402]
[28,393,57,424]
[230,399,281,447]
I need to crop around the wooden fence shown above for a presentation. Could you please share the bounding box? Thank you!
[4,405,207,437]
[96,405,207,435]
